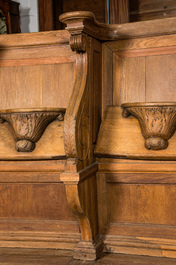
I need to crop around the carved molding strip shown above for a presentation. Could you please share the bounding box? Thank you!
[0,108,65,152]
[122,102,176,150]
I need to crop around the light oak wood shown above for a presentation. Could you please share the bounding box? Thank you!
[95,107,176,160]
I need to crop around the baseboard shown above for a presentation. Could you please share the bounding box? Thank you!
[104,235,176,259]
[0,219,80,250]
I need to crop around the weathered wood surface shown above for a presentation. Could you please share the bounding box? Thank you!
[0,249,176,265]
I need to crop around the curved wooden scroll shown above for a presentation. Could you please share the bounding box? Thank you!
[64,33,90,163]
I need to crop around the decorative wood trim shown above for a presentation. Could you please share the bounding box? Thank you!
[59,11,176,41]
[104,234,176,258]
[0,218,80,249]
[115,45,176,58]
[0,30,70,47]
[63,33,90,162]
[122,102,176,150]
[105,172,176,184]
[97,159,176,172]
[0,56,75,67]
[0,108,65,152]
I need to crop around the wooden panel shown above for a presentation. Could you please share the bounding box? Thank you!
[0,62,74,109]
[130,0,176,22]
[113,56,145,105]
[146,54,176,102]
[107,183,176,225]
[0,183,76,220]
[109,0,129,24]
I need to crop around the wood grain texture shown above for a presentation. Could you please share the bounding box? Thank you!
[130,0,176,22]
[1,249,176,265]
[107,184,176,225]
[102,44,113,116]
[62,0,106,23]
[105,34,176,52]
[109,0,129,24]
[38,0,53,31]
[114,56,145,105]
[146,54,176,102]
[0,30,70,47]
[60,11,176,41]
[0,183,76,220]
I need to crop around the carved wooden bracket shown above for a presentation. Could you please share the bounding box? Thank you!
[0,108,65,152]
[122,102,176,150]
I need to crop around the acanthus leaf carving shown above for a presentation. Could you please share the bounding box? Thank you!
[0,109,65,152]
[122,102,176,150]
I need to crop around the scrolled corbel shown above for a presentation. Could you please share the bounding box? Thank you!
[70,34,86,53]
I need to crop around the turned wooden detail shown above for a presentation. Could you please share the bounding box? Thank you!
[0,108,65,152]
[122,103,176,150]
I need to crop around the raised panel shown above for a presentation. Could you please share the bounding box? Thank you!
[0,63,74,109]
[107,183,176,225]
[113,55,146,105]
[0,183,76,220]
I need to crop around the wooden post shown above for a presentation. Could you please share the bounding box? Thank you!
[109,0,129,24]
[38,0,53,31]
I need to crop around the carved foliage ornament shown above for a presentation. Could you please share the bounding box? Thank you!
[122,102,176,150]
[0,108,65,152]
